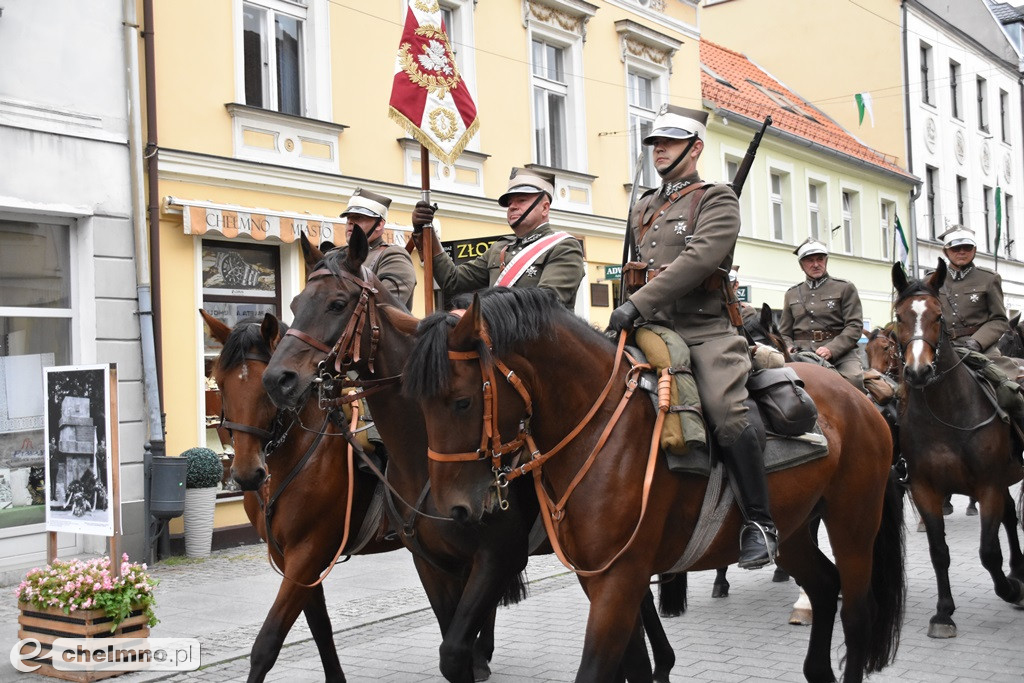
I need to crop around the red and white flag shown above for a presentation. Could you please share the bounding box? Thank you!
[389,3,479,165]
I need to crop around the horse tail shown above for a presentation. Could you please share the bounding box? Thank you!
[865,470,907,672]
[657,572,687,617]
[499,570,528,607]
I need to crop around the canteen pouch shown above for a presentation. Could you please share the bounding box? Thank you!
[622,261,649,294]
[747,367,818,436]
[634,325,707,455]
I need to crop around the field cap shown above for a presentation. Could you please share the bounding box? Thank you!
[642,105,708,144]
[498,167,555,207]
[341,187,391,222]
[941,225,977,248]
[794,238,829,260]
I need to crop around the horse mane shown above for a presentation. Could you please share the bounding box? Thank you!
[405,287,608,399]
[216,318,289,372]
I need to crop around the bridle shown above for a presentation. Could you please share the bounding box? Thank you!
[218,350,296,459]
[283,265,401,405]
[893,297,968,387]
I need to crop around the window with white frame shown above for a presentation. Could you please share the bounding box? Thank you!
[983,185,993,252]
[725,156,752,237]
[627,69,658,188]
[920,42,933,105]
[532,37,570,169]
[956,175,967,224]
[926,165,938,238]
[1000,88,1010,143]
[242,0,309,116]
[808,181,823,242]
[880,200,894,260]
[841,190,856,253]
[949,60,961,120]
[769,171,789,241]
[0,218,74,527]
[977,76,988,132]
[1005,193,1014,258]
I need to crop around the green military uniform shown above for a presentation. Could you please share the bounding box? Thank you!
[779,276,865,392]
[627,172,752,446]
[939,264,1017,376]
[430,223,585,308]
[366,236,416,311]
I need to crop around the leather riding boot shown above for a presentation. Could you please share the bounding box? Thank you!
[719,424,778,570]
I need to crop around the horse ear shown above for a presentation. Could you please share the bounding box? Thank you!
[260,313,281,351]
[319,240,336,253]
[759,303,773,330]
[1011,313,1021,328]
[300,232,324,271]
[927,258,947,290]
[451,293,484,351]
[346,224,370,271]
[891,261,909,294]
[200,309,231,344]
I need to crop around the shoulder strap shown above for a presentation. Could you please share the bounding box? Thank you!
[635,182,706,245]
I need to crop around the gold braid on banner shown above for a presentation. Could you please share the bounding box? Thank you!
[397,26,462,98]
[413,0,441,11]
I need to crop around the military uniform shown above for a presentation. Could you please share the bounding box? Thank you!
[366,236,416,310]
[431,223,585,307]
[939,264,1017,376]
[779,276,865,392]
[627,172,752,446]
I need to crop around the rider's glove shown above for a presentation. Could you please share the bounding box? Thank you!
[608,301,641,333]
[411,201,437,234]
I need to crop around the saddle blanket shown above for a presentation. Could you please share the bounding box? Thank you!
[663,425,828,479]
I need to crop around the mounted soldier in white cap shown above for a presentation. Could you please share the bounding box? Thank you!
[410,167,585,307]
[606,103,778,570]
[340,188,417,310]
[779,238,866,393]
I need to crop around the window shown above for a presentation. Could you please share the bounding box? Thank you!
[841,190,856,253]
[0,219,73,528]
[880,201,893,260]
[949,61,961,119]
[627,70,658,188]
[984,185,993,252]
[977,76,988,132]
[926,165,938,239]
[532,38,569,168]
[1005,193,1014,258]
[808,182,822,241]
[956,175,967,225]
[920,42,933,105]
[1000,89,1010,143]
[770,172,786,241]
[242,0,307,116]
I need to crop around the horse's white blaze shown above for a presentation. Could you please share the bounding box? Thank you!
[907,299,929,369]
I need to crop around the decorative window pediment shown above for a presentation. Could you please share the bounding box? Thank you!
[615,19,681,71]
[523,0,598,40]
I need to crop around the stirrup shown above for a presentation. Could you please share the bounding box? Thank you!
[738,521,778,570]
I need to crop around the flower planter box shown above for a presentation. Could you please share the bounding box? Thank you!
[17,604,150,682]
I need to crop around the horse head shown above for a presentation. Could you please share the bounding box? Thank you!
[996,312,1024,359]
[865,323,900,379]
[743,303,792,361]
[263,227,417,410]
[891,259,947,387]
[202,309,285,490]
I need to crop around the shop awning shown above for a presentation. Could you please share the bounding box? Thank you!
[165,197,410,245]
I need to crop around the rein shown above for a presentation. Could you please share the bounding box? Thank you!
[427,328,667,576]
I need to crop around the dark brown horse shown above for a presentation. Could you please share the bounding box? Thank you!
[890,260,1024,637]
[202,310,403,682]
[405,287,906,683]
[260,230,675,682]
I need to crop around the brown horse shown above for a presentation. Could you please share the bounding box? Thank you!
[890,260,1024,637]
[260,230,675,682]
[201,310,403,682]
[405,287,906,683]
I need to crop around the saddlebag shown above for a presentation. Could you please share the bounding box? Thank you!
[747,367,818,436]
[634,324,707,456]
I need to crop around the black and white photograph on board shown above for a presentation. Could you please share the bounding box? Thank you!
[43,365,114,536]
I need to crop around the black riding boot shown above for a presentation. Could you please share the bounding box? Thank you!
[719,424,778,569]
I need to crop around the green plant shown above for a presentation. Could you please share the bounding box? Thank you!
[182,447,222,489]
[14,554,158,631]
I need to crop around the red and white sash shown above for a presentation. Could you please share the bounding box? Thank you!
[494,231,574,288]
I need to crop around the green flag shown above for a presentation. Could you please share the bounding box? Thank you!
[894,214,909,264]
[855,92,874,127]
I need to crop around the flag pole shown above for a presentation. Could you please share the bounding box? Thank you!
[420,144,434,314]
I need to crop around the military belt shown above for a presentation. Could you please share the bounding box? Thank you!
[795,330,839,343]
[949,324,981,339]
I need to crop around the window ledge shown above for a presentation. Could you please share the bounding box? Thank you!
[225,103,346,174]
[526,163,596,213]
[398,138,488,196]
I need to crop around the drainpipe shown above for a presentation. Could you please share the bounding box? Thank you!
[128,0,167,561]
[902,0,921,277]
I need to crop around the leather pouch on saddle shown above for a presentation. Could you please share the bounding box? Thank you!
[863,368,897,406]
[747,367,818,436]
[956,348,1024,417]
[634,324,707,457]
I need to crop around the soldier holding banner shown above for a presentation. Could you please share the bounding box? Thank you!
[411,168,585,307]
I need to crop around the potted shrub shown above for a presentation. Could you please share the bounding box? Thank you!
[14,554,157,678]
[182,447,221,558]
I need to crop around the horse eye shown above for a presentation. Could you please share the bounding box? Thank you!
[453,397,471,412]
[328,299,347,312]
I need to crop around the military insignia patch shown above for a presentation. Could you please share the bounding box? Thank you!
[525,266,539,278]
[970,293,980,303]
[674,223,686,235]
[826,300,836,309]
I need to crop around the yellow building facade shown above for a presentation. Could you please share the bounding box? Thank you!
[148,0,705,537]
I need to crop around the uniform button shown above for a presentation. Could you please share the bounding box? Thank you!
[651,241,657,247]
[648,258,655,264]
[653,225,659,231]
[659,210,665,216]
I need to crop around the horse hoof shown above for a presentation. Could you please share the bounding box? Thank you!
[966,505,978,516]
[473,663,491,682]
[789,607,812,625]
[712,584,729,598]
[927,622,957,638]
[772,568,790,583]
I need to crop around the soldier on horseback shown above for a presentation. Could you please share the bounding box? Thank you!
[340,188,417,310]
[607,104,778,570]
[779,239,866,393]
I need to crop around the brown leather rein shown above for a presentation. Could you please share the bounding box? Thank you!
[426,327,669,576]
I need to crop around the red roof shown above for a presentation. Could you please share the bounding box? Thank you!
[700,39,914,181]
